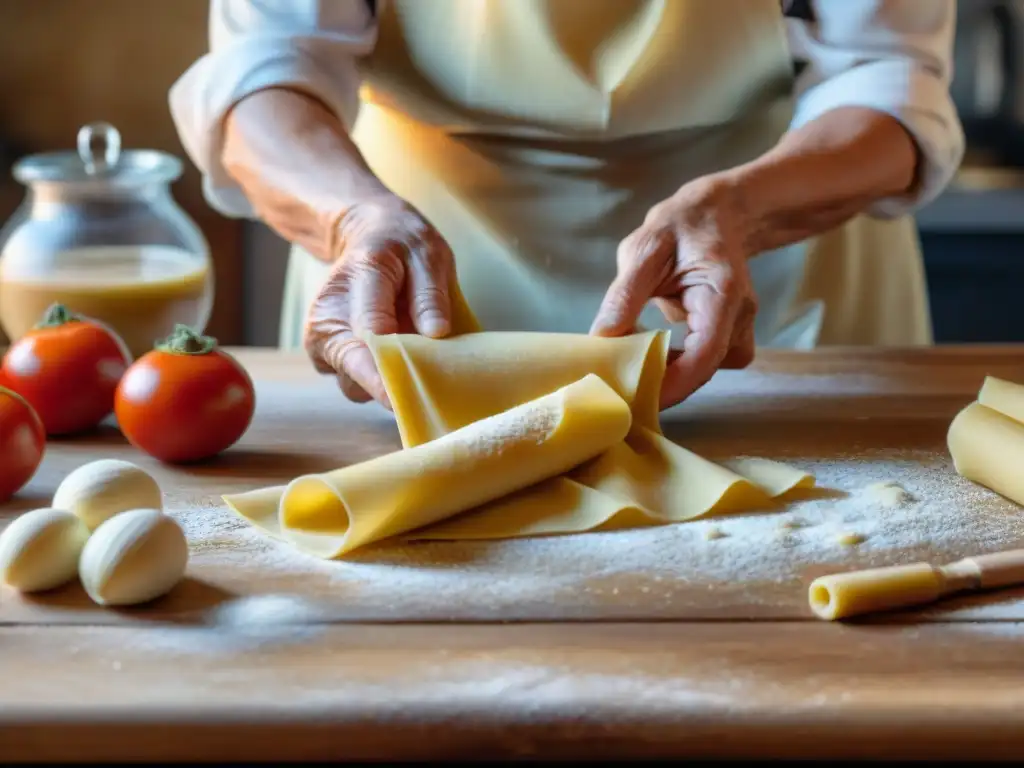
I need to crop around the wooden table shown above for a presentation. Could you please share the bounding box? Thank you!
[4,346,1024,761]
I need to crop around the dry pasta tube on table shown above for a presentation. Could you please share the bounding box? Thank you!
[810,548,1024,621]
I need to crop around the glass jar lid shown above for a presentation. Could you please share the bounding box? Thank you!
[11,122,183,189]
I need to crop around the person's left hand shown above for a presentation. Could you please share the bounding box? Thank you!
[590,176,758,410]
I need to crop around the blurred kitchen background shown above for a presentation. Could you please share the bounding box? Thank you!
[1,0,1024,348]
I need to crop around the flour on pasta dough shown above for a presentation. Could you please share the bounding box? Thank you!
[444,398,561,456]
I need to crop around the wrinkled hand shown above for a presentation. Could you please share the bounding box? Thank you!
[591,178,758,409]
[304,196,456,407]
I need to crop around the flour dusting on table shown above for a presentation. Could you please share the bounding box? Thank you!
[169,446,1024,622]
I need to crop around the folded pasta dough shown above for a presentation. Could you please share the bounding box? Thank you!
[978,375,1024,423]
[224,329,815,556]
[364,330,811,541]
[226,374,632,557]
[949,376,1024,506]
[364,329,668,445]
[415,430,810,540]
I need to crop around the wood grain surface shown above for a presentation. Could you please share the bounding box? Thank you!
[4,622,1024,761]
[3,345,1024,760]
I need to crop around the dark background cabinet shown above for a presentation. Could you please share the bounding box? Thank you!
[916,187,1024,343]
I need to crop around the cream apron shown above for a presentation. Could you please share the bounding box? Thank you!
[280,0,933,350]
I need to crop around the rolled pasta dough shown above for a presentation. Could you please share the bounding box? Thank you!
[233,374,631,558]
[224,328,814,557]
[948,376,1024,506]
[978,375,1024,424]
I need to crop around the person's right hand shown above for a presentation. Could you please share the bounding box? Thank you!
[303,195,457,408]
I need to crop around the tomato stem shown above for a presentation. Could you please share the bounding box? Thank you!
[156,324,218,355]
[35,303,81,328]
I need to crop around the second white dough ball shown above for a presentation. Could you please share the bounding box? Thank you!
[0,508,90,592]
[53,459,163,530]
[78,508,189,606]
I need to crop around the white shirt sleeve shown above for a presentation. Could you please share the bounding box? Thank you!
[168,0,379,218]
[786,0,965,218]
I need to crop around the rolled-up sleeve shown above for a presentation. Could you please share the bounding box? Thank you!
[786,0,965,218]
[168,0,378,217]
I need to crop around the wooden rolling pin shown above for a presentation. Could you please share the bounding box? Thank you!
[809,548,1024,620]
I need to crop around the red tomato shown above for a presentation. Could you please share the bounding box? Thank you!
[115,325,255,463]
[0,385,46,502]
[2,304,131,436]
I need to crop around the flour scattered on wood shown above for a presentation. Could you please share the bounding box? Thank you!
[212,593,327,627]
[62,371,1024,658]
[159,446,1024,640]
[863,481,916,508]
[110,593,328,656]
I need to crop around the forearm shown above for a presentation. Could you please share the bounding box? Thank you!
[221,87,390,262]
[725,106,919,255]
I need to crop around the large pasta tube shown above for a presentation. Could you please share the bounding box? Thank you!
[978,375,1024,424]
[225,373,632,558]
[948,399,1024,507]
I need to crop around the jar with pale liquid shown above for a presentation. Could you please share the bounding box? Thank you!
[0,123,213,358]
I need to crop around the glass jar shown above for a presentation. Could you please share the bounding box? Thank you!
[0,122,214,358]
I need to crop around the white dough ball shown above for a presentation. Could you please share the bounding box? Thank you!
[78,508,188,607]
[0,508,90,592]
[53,459,162,530]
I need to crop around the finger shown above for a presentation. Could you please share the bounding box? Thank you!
[653,295,687,325]
[652,295,690,352]
[406,238,453,338]
[659,284,739,409]
[720,326,755,369]
[349,250,403,338]
[315,324,391,409]
[590,230,673,336]
[306,320,375,405]
[331,253,400,407]
[306,290,391,409]
[335,340,392,410]
[721,301,756,369]
[389,275,419,334]
[312,339,374,404]
[336,366,375,404]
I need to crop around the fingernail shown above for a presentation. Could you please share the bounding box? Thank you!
[420,317,449,338]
